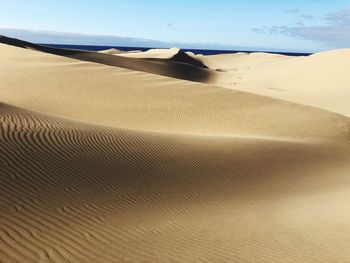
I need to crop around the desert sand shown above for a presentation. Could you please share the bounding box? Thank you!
[201,50,350,116]
[0,35,350,262]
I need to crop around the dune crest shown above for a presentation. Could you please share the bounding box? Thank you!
[115,47,181,58]
[0,35,213,83]
[116,47,208,68]
[98,48,125,54]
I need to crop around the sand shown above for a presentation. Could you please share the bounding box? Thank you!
[1,36,350,262]
[202,50,350,116]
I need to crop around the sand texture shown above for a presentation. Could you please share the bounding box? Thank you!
[1,36,350,262]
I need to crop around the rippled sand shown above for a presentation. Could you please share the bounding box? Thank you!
[1,36,350,262]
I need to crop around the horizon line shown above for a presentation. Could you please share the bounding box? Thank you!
[0,27,321,53]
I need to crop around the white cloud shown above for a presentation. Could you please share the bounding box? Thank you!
[286,9,299,13]
[300,14,314,19]
[253,9,350,48]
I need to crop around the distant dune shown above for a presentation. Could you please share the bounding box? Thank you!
[113,47,209,68]
[1,36,350,262]
[202,50,350,116]
[98,47,126,54]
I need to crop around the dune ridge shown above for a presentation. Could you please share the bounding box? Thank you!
[98,48,126,54]
[1,37,350,262]
[114,47,209,68]
[0,35,212,83]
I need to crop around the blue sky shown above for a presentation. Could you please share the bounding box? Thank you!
[1,0,350,52]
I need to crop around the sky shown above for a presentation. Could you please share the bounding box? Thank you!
[1,0,350,52]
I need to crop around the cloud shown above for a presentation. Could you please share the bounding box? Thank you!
[325,9,350,24]
[0,27,272,51]
[300,14,314,19]
[253,9,350,48]
[286,9,299,13]
[0,28,165,46]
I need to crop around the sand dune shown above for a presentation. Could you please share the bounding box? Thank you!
[1,37,350,262]
[98,48,126,54]
[205,50,350,116]
[99,48,143,55]
[115,47,182,58]
[0,35,212,83]
[115,47,208,68]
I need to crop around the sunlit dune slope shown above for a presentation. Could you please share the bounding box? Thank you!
[1,102,350,262]
[205,50,350,116]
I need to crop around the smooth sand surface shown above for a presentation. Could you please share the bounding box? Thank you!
[202,50,350,116]
[1,37,350,262]
[98,48,126,54]
[114,47,181,58]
